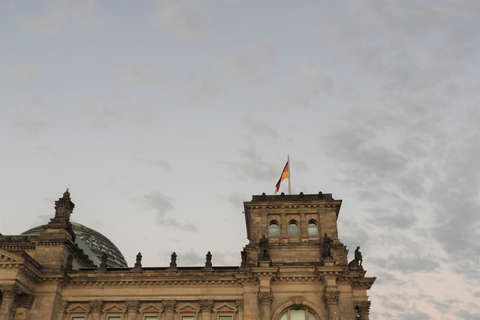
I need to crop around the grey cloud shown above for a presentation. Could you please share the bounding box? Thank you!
[150,0,221,39]
[15,120,47,137]
[177,248,205,266]
[134,158,172,171]
[456,310,480,320]
[241,117,279,140]
[296,63,333,94]
[398,310,430,320]
[142,192,197,232]
[186,78,225,106]
[371,254,438,273]
[215,55,264,83]
[17,0,106,35]
[118,67,165,84]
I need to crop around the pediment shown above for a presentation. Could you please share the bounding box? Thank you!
[139,303,163,313]
[67,304,89,314]
[213,303,236,313]
[103,304,125,313]
[177,303,198,313]
[0,248,24,264]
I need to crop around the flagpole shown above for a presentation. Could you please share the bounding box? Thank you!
[288,155,291,195]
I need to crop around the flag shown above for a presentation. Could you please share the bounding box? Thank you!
[274,161,289,194]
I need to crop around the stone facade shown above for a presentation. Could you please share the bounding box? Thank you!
[0,190,375,320]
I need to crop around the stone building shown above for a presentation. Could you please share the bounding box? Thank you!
[0,190,375,320]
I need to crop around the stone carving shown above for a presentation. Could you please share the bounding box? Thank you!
[125,300,139,312]
[199,299,214,311]
[2,284,19,299]
[205,251,212,268]
[257,292,274,305]
[259,235,270,259]
[323,291,340,306]
[51,189,75,224]
[89,300,103,313]
[236,299,244,311]
[56,300,68,314]
[170,252,177,268]
[134,252,142,268]
[163,300,176,312]
[99,253,108,271]
[348,246,363,269]
[322,233,333,258]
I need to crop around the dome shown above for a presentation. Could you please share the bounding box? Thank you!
[22,222,128,268]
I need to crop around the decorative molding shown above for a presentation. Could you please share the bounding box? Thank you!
[257,292,274,305]
[323,291,340,306]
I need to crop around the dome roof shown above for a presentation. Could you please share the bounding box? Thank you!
[22,222,128,268]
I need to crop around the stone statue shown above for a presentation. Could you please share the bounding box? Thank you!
[259,235,269,259]
[51,189,75,224]
[134,252,142,268]
[354,246,363,266]
[99,253,108,270]
[322,233,333,258]
[170,252,177,268]
[205,251,212,268]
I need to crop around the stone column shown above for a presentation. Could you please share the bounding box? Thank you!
[163,300,176,320]
[89,300,103,320]
[53,300,67,320]
[357,301,371,320]
[200,299,214,320]
[0,285,19,320]
[257,292,273,320]
[323,291,340,320]
[235,299,244,320]
[126,300,139,320]
[14,295,35,320]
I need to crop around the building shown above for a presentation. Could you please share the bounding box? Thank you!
[0,190,375,320]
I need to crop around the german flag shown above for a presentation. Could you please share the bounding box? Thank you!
[274,161,289,194]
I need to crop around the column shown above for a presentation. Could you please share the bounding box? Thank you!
[0,285,19,320]
[200,299,213,320]
[235,299,244,320]
[89,300,103,320]
[323,291,340,320]
[257,292,273,320]
[357,301,371,320]
[125,300,139,320]
[53,300,67,320]
[163,300,176,320]
[15,295,35,320]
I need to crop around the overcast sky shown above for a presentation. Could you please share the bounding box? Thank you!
[1,1,479,319]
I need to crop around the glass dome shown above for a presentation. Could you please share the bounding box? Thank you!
[23,222,128,268]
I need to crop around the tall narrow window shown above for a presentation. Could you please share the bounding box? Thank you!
[145,317,158,320]
[269,221,279,237]
[308,221,318,236]
[219,317,232,320]
[288,221,299,237]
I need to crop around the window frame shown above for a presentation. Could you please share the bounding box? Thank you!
[269,221,280,237]
[288,220,299,237]
[307,220,319,236]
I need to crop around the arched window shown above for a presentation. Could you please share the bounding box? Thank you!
[307,221,318,236]
[288,221,299,237]
[269,221,280,237]
[280,308,316,320]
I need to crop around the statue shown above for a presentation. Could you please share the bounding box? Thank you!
[205,251,212,268]
[99,253,108,270]
[134,252,142,268]
[322,233,333,258]
[348,245,363,269]
[259,235,269,259]
[170,252,177,268]
[354,246,363,266]
[51,189,75,224]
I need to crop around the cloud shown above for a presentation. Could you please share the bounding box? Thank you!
[150,0,222,39]
[142,192,197,232]
[186,78,225,106]
[295,63,333,94]
[17,0,106,36]
[15,120,47,137]
[134,158,171,171]
[5,61,42,82]
[118,66,165,84]
[241,117,278,140]
[215,55,264,83]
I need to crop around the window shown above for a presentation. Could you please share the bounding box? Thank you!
[269,221,279,237]
[219,317,232,320]
[288,221,299,237]
[280,308,316,320]
[307,221,318,236]
[72,318,85,320]
[182,317,195,320]
[145,317,158,320]
[108,317,121,320]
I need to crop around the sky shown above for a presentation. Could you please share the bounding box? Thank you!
[1,0,479,319]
